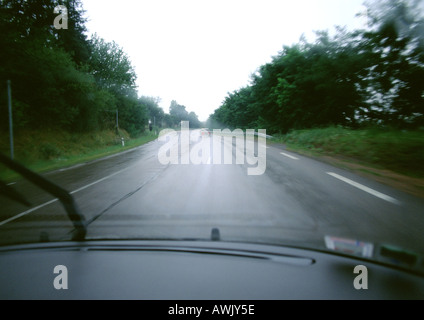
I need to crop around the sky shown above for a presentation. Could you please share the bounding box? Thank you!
[81,0,367,122]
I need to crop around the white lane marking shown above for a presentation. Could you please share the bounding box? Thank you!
[327,172,401,205]
[59,163,84,171]
[0,165,135,226]
[0,199,58,226]
[280,152,299,160]
[69,167,129,194]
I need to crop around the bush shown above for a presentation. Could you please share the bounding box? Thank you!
[39,143,62,160]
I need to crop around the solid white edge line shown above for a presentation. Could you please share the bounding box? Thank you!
[69,167,129,194]
[280,152,299,160]
[0,165,136,226]
[327,172,401,205]
[0,199,58,226]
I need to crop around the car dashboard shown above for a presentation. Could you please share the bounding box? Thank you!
[1,239,423,300]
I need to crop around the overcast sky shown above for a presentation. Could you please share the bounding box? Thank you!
[82,0,367,121]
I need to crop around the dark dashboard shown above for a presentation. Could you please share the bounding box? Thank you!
[1,239,423,300]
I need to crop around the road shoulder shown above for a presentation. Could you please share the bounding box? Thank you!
[268,141,424,199]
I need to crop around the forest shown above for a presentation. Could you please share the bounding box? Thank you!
[208,0,424,134]
[0,0,201,138]
[1,0,423,142]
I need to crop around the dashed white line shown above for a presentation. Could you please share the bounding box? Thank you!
[280,152,299,160]
[327,172,400,205]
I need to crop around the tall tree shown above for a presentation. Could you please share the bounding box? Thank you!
[212,0,424,132]
[87,33,137,95]
[140,96,165,127]
[55,0,91,65]
[0,0,97,130]
[357,0,424,127]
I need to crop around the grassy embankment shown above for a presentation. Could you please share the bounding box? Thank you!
[0,128,159,183]
[270,126,424,198]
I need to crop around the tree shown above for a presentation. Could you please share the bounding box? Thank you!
[0,0,99,131]
[140,96,165,127]
[213,30,364,134]
[87,33,137,96]
[356,0,424,127]
[0,0,146,134]
[169,100,188,126]
[187,111,201,128]
[116,95,148,136]
[212,1,424,132]
[55,0,91,66]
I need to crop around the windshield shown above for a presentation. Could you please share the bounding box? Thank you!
[1,0,424,274]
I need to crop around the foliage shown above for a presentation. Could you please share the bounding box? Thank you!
[277,126,424,177]
[169,100,202,128]
[210,0,424,133]
[0,0,159,136]
[87,33,137,95]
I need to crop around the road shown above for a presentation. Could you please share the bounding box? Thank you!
[1,129,424,255]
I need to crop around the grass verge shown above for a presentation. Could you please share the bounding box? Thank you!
[0,129,158,183]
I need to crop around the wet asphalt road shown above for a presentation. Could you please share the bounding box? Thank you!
[1,129,424,254]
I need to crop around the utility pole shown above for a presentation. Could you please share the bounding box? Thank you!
[116,109,119,133]
[7,80,14,160]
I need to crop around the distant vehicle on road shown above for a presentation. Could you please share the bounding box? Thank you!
[200,128,211,136]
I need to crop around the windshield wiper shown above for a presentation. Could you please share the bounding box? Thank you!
[0,152,87,241]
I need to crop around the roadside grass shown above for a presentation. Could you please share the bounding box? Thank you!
[270,126,424,198]
[0,129,158,183]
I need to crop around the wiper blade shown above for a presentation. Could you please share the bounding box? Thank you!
[0,152,86,241]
